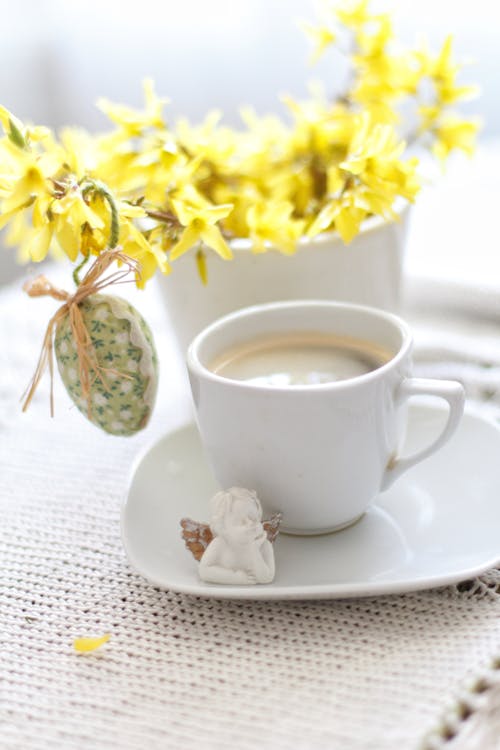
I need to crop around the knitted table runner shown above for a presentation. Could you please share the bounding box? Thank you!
[1,272,499,750]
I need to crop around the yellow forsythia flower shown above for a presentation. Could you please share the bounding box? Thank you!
[170,189,233,261]
[97,78,167,136]
[0,1,478,285]
[432,116,480,161]
[301,22,336,64]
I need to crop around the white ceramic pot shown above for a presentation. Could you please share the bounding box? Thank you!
[159,202,410,352]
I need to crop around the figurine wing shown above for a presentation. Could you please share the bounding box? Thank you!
[180,518,214,561]
[263,513,282,544]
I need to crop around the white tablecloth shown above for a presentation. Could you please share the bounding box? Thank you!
[1,268,500,750]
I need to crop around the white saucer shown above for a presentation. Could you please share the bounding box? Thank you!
[121,403,500,600]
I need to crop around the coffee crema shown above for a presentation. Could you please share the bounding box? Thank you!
[209,332,392,386]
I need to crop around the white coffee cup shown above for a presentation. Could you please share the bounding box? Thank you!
[187,301,465,535]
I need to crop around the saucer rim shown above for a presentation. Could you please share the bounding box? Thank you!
[121,404,500,601]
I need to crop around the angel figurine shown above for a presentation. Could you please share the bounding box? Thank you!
[180,487,281,585]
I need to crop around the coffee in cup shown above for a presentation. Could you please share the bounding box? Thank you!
[209,331,392,387]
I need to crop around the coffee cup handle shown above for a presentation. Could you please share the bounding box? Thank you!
[381,377,465,490]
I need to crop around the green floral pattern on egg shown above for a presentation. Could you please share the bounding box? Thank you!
[54,293,158,436]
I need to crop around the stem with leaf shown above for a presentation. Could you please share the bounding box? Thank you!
[74,179,120,286]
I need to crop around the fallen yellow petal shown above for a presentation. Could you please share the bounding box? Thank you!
[73,633,111,653]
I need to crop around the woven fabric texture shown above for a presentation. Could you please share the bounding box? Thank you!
[1,271,500,750]
[422,658,500,750]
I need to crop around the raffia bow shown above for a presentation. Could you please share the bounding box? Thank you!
[22,248,141,417]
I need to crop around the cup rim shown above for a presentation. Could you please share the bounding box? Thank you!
[187,300,413,392]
